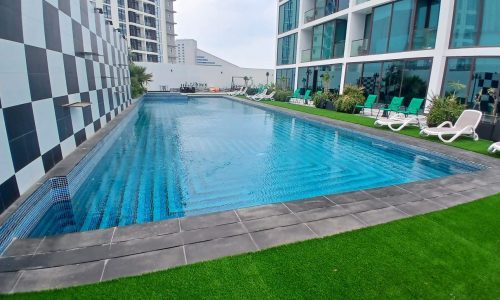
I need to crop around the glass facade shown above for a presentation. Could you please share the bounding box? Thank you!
[451,0,500,48]
[277,34,297,65]
[309,20,347,61]
[276,68,296,91]
[278,0,299,34]
[346,58,432,105]
[304,0,349,23]
[298,64,342,93]
[368,0,440,54]
[443,57,500,115]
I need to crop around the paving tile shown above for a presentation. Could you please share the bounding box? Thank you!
[250,224,316,249]
[182,223,247,245]
[430,194,471,208]
[283,196,334,213]
[294,205,349,223]
[236,203,290,221]
[340,199,389,214]
[27,244,110,270]
[2,238,43,257]
[14,261,105,292]
[110,233,183,258]
[185,234,257,263]
[377,193,424,206]
[36,228,114,253]
[112,219,180,243]
[0,272,20,294]
[180,211,239,231]
[459,188,499,200]
[398,182,438,193]
[0,255,34,273]
[102,247,185,281]
[447,183,478,193]
[364,186,408,198]
[307,215,365,237]
[355,207,408,226]
[396,200,444,216]
[326,191,374,204]
[419,187,455,199]
[243,213,301,232]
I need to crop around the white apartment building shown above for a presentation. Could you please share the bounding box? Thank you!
[275,0,500,113]
[96,0,177,63]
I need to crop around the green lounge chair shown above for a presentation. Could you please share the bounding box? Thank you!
[316,90,323,96]
[287,88,301,102]
[398,97,425,126]
[376,96,404,119]
[301,90,312,104]
[353,94,377,115]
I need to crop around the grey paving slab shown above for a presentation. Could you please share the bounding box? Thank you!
[430,194,471,208]
[340,199,389,214]
[36,228,114,253]
[181,222,247,245]
[14,261,105,293]
[185,234,257,263]
[377,193,424,206]
[419,187,455,199]
[28,244,109,270]
[459,187,499,199]
[112,219,180,243]
[250,224,316,249]
[365,186,409,198]
[0,255,35,273]
[355,207,408,226]
[102,247,185,281]
[294,205,349,223]
[3,238,43,257]
[326,191,374,204]
[446,183,478,193]
[396,200,445,216]
[236,203,290,221]
[283,196,334,213]
[0,272,20,294]
[110,233,183,258]
[243,213,301,232]
[307,215,365,237]
[180,211,239,231]
[398,182,438,193]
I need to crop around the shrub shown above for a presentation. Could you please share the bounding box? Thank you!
[313,92,337,108]
[336,85,365,113]
[426,95,466,127]
[274,90,292,102]
[246,88,259,96]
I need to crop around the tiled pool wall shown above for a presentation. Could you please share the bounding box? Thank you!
[0,0,131,216]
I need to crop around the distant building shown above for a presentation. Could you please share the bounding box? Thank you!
[95,0,177,63]
[176,39,239,68]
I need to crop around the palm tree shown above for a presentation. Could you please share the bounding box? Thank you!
[243,76,250,88]
[321,73,331,93]
[130,64,153,97]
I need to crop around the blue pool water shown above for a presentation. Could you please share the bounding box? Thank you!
[29,96,481,237]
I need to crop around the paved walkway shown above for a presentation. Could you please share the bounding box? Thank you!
[1,96,499,293]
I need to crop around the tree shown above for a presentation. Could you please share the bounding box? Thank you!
[130,64,153,98]
[321,73,331,94]
[243,76,250,88]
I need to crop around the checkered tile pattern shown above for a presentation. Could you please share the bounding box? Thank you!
[0,0,131,214]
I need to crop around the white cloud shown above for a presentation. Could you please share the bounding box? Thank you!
[174,0,276,69]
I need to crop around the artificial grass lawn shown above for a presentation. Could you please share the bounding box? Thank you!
[9,194,500,299]
[259,101,497,157]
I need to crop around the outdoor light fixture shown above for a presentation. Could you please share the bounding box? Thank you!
[94,7,103,14]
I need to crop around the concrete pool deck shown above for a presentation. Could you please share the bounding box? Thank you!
[1,94,500,294]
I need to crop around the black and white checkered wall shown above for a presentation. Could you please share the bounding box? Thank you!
[0,0,131,213]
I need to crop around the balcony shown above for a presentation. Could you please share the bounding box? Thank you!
[129,30,141,37]
[304,1,348,23]
[304,7,329,23]
[301,49,312,63]
[350,38,369,57]
[333,41,345,58]
[143,4,156,15]
[131,43,144,51]
[355,0,370,4]
[412,28,437,50]
[127,0,139,10]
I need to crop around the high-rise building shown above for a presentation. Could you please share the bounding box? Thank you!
[275,0,500,111]
[96,0,177,63]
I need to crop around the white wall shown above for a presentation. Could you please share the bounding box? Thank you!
[137,62,274,90]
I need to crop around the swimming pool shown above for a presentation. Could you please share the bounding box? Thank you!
[28,95,481,237]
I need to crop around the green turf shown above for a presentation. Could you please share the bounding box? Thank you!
[258,101,498,157]
[8,194,500,299]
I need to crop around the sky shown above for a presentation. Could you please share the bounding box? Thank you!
[173,0,276,69]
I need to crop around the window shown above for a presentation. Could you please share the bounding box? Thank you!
[309,19,347,62]
[369,4,391,54]
[276,68,296,90]
[451,0,500,48]
[387,0,412,52]
[277,33,297,65]
[278,0,299,34]
[412,0,440,50]
[297,64,342,93]
[118,9,126,22]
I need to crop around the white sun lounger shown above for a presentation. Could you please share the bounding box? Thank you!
[249,89,268,100]
[488,142,500,153]
[374,114,423,132]
[420,110,483,143]
[255,91,275,101]
[228,87,244,96]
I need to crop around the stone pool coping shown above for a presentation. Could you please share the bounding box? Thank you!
[1,94,500,294]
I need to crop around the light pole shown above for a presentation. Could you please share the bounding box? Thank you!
[266,72,269,85]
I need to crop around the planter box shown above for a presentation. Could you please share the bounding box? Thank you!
[476,122,499,141]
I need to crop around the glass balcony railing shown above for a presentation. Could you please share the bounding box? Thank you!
[333,41,345,58]
[412,28,437,50]
[304,6,328,23]
[301,49,312,63]
[350,38,369,57]
[356,0,370,4]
